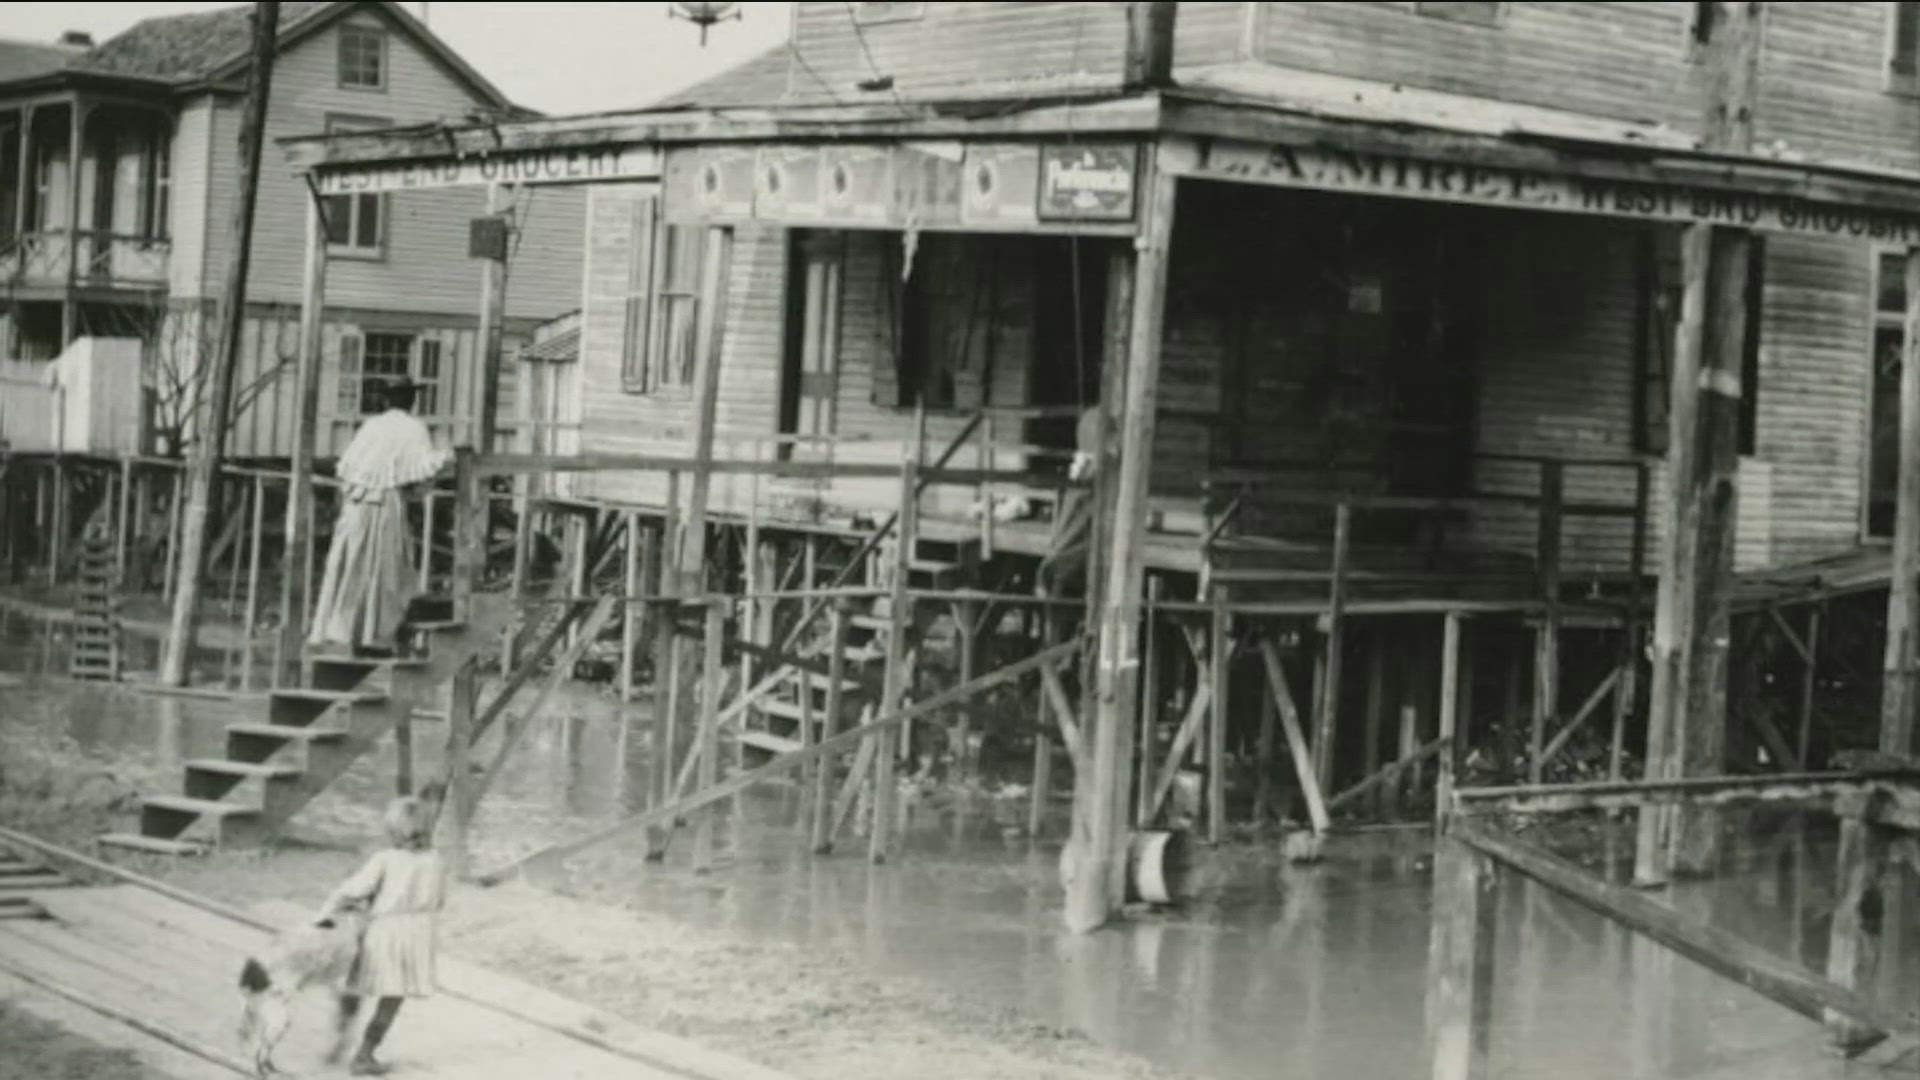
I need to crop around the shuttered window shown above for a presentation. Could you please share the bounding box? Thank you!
[619,201,703,396]
[619,197,657,391]
[1896,3,1920,79]
[1869,251,1909,537]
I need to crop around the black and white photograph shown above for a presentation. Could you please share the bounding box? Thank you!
[0,2,1918,1077]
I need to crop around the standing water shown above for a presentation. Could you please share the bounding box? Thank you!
[2,627,1915,1080]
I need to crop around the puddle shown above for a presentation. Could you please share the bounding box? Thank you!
[4,607,1917,1080]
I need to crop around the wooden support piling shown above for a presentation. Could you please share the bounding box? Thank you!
[619,510,643,701]
[1311,503,1352,798]
[692,599,725,873]
[114,455,133,580]
[1138,577,1162,825]
[1425,833,1497,1080]
[810,600,848,853]
[1882,246,1920,758]
[1365,629,1389,818]
[1207,591,1231,843]
[1824,794,1889,1050]
[1799,607,1822,767]
[1530,462,1563,784]
[871,462,917,864]
[1258,640,1330,835]
[1436,613,1464,829]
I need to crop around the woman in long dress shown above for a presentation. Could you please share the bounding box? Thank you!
[318,790,447,1075]
[307,380,450,655]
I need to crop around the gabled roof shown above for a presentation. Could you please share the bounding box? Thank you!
[85,1,331,81]
[0,38,88,84]
[2,1,517,112]
[655,44,796,110]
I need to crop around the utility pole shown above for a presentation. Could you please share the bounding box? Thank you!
[161,1,280,686]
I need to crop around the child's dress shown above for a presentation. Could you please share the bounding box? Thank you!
[323,848,447,997]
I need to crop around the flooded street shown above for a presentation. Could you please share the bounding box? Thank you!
[3,615,1916,1080]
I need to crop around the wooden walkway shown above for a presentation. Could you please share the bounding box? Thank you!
[0,883,794,1080]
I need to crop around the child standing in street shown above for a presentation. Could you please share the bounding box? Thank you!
[317,786,448,1076]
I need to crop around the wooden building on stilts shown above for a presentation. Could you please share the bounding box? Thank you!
[271,2,1920,936]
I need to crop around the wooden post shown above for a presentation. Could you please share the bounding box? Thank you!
[48,457,65,584]
[1612,461,1651,785]
[62,102,82,344]
[1798,606,1821,767]
[1137,577,1163,826]
[1824,793,1887,1050]
[1207,591,1230,843]
[955,597,980,788]
[871,462,916,864]
[1635,223,1712,887]
[692,598,724,873]
[1253,624,1278,826]
[473,182,509,454]
[1312,503,1351,796]
[1425,833,1497,1080]
[1064,154,1173,933]
[280,210,327,682]
[1637,0,1761,883]
[241,475,265,690]
[1029,621,1056,838]
[161,1,279,687]
[1436,612,1464,830]
[114,455,133,580]
[395,709,415,797]
[1365,629,1389,818]
[1531,462,1563,784]
[619,509,644,701]
[162,468,184,601]
[811,600,848,852]
[1882,247,1920,757]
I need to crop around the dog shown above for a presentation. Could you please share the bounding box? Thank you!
[238,908,365,1077]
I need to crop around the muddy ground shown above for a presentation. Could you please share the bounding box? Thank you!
[0,717,1190,1080]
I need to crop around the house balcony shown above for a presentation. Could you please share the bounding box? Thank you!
[0,229,170,293]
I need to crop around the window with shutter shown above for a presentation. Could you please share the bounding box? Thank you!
[620,196,657,391]
[416,337,443,415]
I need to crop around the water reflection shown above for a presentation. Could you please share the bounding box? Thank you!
[4,634,1918,1080]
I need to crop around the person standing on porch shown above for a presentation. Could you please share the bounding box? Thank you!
[308,379,451,656]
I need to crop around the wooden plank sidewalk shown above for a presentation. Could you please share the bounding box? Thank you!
[0,884,795,1080]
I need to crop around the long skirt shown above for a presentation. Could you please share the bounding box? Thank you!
[346,912,437,998]
[308,487,413,651]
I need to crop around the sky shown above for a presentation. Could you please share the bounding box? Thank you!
[0,2,792,114]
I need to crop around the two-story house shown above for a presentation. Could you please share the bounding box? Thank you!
[0,0,584,456]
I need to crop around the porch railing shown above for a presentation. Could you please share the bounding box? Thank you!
[0,229,170,288]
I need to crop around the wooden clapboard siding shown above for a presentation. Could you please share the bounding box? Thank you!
[189,6,582,322]
[1754,233,1873,565]
[1254,2,1703,129]
[1757,2,1920,175]
[168,100,213,298]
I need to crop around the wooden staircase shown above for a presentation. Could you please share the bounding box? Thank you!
[735,533,962,764]
[98,596,512,855]
[69,533,119,681]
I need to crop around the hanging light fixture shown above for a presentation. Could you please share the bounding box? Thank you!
[668,1,742,45]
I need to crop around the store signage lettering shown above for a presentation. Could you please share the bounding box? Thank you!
[1038,146,1138,221]
[1196,140,1920,240]
[315,145,660,194]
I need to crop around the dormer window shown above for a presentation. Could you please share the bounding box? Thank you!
[338,24,385,89]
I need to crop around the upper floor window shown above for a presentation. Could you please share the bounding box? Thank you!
[1415,2,1502,27]
[619,199,705,395]
[321,116,386,257]
[139,132,170,240]
[1893,2,1920,89]
[338,24,386,89]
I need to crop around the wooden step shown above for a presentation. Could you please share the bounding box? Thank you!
[96,833,208,857]
[757,698,812,723]
[139,796,260,821]
[226,722,349,742]
[0,897,48,920]
[270,687,388,706]
[736,730,802,755]
[182,759,302,780]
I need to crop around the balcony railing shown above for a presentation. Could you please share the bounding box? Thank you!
[0,229,170,289]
